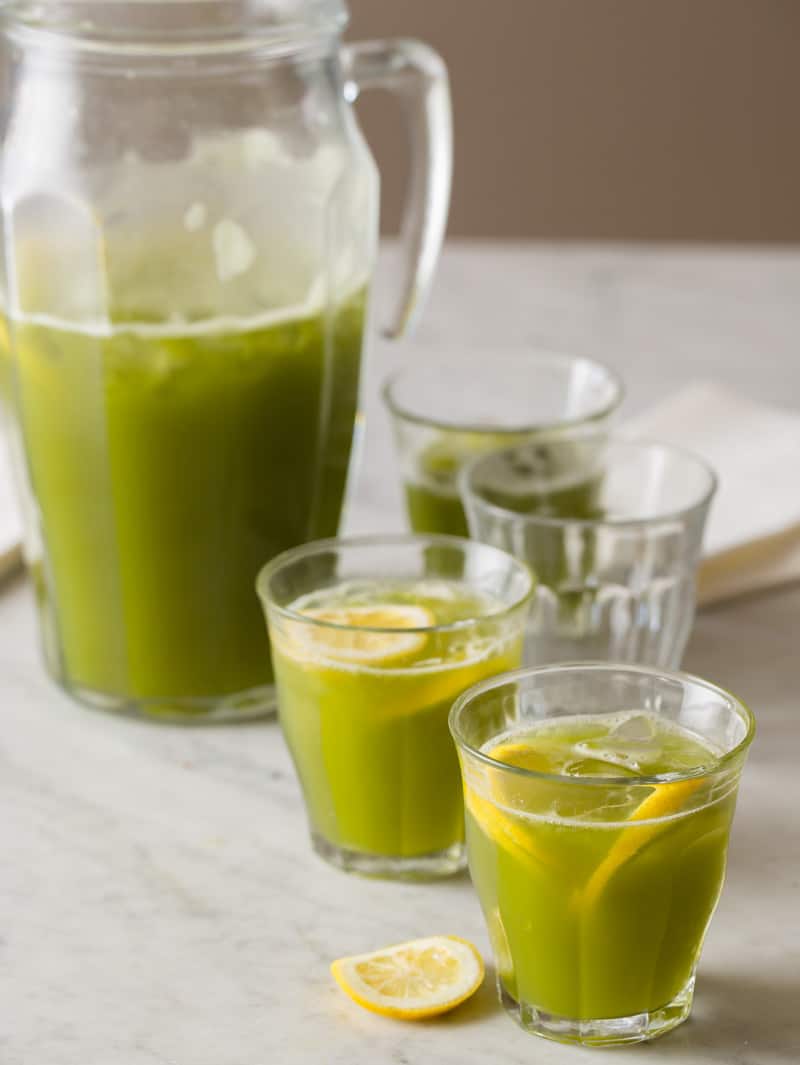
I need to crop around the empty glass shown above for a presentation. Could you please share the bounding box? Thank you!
[383,351,623,537]
[450,662,755,1046]
[462,439,717,668]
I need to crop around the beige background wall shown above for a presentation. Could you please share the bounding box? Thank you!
[347,0,800,241]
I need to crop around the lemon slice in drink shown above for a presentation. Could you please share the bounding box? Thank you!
[488,738,553,772]
[331,935,484,1019]
[284,604,434,666]
[581,777,704,908]
[464,738,560,870]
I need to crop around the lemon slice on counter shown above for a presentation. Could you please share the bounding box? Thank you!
[580,777,704,908]
[282,604,435,666]
[331,935,484,1019]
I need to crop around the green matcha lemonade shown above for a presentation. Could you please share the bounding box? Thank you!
[450,663,755,1047]
[0,289,366,716]
[0,0,454,720]
[383,352,623,536]
[257,536,533,879]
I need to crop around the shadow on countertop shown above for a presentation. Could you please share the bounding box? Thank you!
[638,969,800,1062]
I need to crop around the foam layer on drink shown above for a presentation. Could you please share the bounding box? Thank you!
[3,273,368,340]
[276,578,519,674]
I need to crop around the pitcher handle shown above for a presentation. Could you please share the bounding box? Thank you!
[342,39,452,339]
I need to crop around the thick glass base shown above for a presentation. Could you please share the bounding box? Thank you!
[499,973,695,1047]
[59,679,277,724]
[312,833,466,881]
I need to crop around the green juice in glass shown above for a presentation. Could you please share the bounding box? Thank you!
[406,480,470,537]
[0,293,365,713]
[270,579,524,871]
[405,433,601,536]
[466,711,735,1027]
[404,433,520,536]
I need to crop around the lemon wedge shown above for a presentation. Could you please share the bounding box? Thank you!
[282,604,434,666]
[464,785,555,870]
[580,777,704,908]
[487,738,552,772]
[464,739,561,870]
[331,935,484,1019]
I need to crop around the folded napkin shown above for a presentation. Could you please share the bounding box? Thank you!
[626,381,800,606]
[0,437,23,580]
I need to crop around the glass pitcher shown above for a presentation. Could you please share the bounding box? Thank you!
[0,1,451,720]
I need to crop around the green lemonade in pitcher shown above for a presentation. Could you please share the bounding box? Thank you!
[466,711,736,1023]
[0,292,365,712]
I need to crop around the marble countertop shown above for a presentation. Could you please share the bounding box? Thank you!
[4,243,799,1065]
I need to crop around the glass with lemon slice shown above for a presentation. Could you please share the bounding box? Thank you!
[257,535,533,878]
[450,662,755,1046]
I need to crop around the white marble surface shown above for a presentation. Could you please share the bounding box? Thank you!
[3,242,800,1065]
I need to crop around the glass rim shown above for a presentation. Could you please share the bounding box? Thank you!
[449,660,756,787]
[382,350,625,435]
[255,533,535,636]
[460,437,719,531]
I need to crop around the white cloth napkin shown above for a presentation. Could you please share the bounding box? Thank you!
[0,438,23,580]
[626,381,800,606]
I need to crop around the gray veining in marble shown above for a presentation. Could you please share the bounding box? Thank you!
[3,243,800,1065]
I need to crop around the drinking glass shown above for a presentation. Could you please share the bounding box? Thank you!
[450,662,755,1046]
[462,439,717,668]
[383,351,623,537]
[256,534,533,879]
